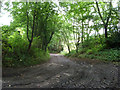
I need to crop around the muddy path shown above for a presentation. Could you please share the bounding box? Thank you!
[2,54,119,88]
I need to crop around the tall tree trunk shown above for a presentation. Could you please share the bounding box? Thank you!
[67,44,71,54]
[87,20,90,41]
[81,17,84,45]
[61,31,71,53]
[26,2,30,42]
[76,36,80,53]
[42,9,49,52]
[44,31,54,52]
[27,3,36,52]
[76,27,80,53]
[104,25,108,38]
[28,41,32,52]
[26,2,31,52]
[95,0,112,39]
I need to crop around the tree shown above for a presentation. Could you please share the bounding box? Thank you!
[26,2,36,52]
[95,0,112,38]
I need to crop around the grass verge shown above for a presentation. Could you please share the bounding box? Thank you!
[65,48,120,62]
[3,49,50,68]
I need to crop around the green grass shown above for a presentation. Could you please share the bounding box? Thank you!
[3,49,50,67]
[65,48,120,62]
[86,49,120,61]
[60,51,68,55]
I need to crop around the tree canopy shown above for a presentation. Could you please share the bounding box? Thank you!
[1,1,120,67]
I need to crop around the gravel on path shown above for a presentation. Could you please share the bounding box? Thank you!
[2,54,119,88]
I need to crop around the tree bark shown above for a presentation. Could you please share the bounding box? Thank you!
[67,44,71,53]
[26,2,30,42]
[61,31,71,53]
[44,31,54,52]
[26,2,36,52]
[104,25,108,38]
[95,0,112,38]
[81,16,84,45]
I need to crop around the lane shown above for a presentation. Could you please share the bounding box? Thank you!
[2,54,118,88]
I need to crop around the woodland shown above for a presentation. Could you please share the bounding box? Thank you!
[1,1,120,67]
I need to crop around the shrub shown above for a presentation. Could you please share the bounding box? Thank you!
[2,32,50,67]
[86,49,93,54]
[66,34,120,62]
[85,49,120,61]
[64,50,76,57]
[106,32,120,48]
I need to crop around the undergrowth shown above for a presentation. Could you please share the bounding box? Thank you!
[65,32,120,62]
[66,49,120,62]
[2,31,50,67]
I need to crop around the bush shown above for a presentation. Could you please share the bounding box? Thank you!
[65,50,76,57]
[66,34,120,62]
[85,49,120,61]
[86,49,93,54]
[78,54,86,58]
[60,51,68,55]
[2,31,50,67]
[106,31,120,48]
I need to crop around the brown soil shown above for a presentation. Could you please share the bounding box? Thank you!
[2,54,119,88]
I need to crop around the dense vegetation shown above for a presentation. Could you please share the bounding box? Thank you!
[1,1,120,67]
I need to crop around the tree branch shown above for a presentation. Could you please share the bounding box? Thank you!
[106,1,112,26]
[26,2,30,42]
[95,0,105,25]
[47,31,54,45]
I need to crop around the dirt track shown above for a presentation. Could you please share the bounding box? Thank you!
[2,54,119,88]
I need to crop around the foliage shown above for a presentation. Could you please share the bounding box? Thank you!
[65,50,76,57]
[66,48,120,62]
[66,33,120,62]
[2,1,120,67]
[2,1,60,67]
[2,26,50,67]
[48,34,63,53]
[3,48,50,67]
[106,31,120,48]
[85,49,120,61]
[60,51,68,55]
